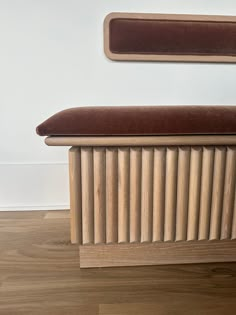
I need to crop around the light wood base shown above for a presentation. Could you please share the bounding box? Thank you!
[65,136,236,268]
[80,240,236,268]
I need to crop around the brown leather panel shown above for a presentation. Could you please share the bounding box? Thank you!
[109,18,236,56]
[36,106,236,136]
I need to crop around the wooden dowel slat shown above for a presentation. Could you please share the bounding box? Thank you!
[198,147,214,240]
[69,147,82,244]
[221,147,236,239]
[141,148,154,242]
[106,148,118,243]
[152,148,166,242]
[81,148,94,244]
[93,148,106,244]
[118,148,130,243]
[175,147,190,241]
[187,147,202,241]
[72,143,236,247]
[164,147,178,242]
[130,148,141,243]
[231,188,236,240]
[209,147,226,240]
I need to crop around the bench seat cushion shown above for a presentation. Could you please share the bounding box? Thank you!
[36,106,236,136]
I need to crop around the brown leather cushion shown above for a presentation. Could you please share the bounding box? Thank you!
[109,18,236,56]
[36,106,236,136]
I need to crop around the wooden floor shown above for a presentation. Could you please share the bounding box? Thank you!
[0,211,236,315]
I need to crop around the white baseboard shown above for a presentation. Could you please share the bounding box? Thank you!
[0,163,69,211]
[0,205,69,211]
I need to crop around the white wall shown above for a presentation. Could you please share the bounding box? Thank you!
[1,0,236,210]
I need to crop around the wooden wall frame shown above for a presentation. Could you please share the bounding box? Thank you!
[104,12,236,63]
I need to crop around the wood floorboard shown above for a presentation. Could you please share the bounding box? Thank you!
[0,210,236,314]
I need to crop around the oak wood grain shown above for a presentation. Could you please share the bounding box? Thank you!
[209,147,226,240]
[221,147,236,239]
[118,148,130,243]
[69,147,82,244]
[141,148,154,242]
[198,147,214,240]
[106,148,118,243]
[81,148,94,244]
[176,147,190,241]
[80,240,236,268]
[1,210,236,314]
[93,148,106,244]
[99,300,236,315]
[45,135,236,147]
[130,148,141,243]
[164,147,178,241]
[152,147,166,242]
[187,147,202,241]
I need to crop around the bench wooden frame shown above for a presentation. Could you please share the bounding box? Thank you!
[46,135,236,268]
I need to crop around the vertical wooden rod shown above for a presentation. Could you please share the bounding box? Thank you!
[198,147,214,240]
[209,147,226,240]
[141,148,154,242]
[231,189,236,240]
[106,148,118,243]
[130,148,142,243]
[152,148,166,242]
[221,147,236,240]
[175,147,190,241]
[69,147,82,244]
[118,148,130,243]
[93,148,106,244]
[164,147,178,242]
[81,148,94,244]
[187,147,202,241]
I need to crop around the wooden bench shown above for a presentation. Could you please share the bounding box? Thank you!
[37,106,236,268]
